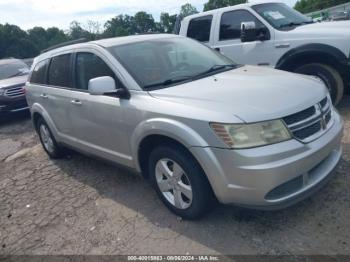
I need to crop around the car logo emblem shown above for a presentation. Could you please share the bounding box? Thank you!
[317,104,327,130]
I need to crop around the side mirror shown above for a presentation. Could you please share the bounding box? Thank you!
[241,21,257,42]
[88,76,117,95]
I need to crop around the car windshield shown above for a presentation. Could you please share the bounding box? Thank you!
[107,37,237,90]
[0,60,30,80]
[252,3,313,30]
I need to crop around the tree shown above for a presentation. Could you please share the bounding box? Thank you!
[203,0,246,11]
[104,15,136,37]
[295,0,350,13]
[85,20,102,35]
[180,3,199,17]
[45,27,69,47]
[133,11,156,33]
[0,23,38,58]
[28,27,48,51]
[160,12,177,33]
[69,21,93,40]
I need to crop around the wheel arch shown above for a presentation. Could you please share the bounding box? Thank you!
[131,118,209,177]
[276,44,347,72]
[30,103,60,140]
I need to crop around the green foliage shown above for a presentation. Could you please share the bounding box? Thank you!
[294,0,350,13]
[180,3,199,17]
[203,0,246,11]
[160,12,177,33]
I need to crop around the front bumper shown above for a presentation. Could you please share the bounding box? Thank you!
[190,110,343,209]
[0,96,29,115]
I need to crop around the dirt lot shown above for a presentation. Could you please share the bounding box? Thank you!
[0,97,349,256]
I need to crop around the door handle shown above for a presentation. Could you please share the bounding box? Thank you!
[40,94,48,99]
[71,100,82,106]
[214,47,221,52]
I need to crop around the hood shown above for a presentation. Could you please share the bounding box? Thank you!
[288,21,350,36]
[149,66,328,123]
[0,75,28,89]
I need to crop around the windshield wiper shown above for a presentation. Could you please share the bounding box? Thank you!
[192,64,237,80]
[143,76,192,89]
[143,64,237,89]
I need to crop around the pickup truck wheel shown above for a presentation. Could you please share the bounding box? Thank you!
[294,63,344,105]
[149,145,214,219]
[37,118,64,159]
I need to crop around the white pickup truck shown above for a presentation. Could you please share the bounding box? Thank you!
[178,1,350,105]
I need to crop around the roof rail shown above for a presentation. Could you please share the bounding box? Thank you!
[41,38,89,54]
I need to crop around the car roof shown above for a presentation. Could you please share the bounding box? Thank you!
[34,34,182,64]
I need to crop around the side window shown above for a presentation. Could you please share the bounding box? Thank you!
[30,60,48,84]
[48,54,72,87]
[220,10,266,41]
[187,15,213,42]
[75,53,116,90]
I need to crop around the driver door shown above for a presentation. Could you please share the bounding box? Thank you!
[212,9,276,67]
[68,52,132,166]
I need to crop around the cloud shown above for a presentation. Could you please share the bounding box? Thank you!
[0,0,296,30]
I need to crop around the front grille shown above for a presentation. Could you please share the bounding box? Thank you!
[283,106,316,125]
[293,121,322,140]
[4,85,25,97]
[282,97,333,143]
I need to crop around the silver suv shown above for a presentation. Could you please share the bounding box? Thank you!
[26,35,343,219]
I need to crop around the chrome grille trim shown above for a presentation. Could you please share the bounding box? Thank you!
[4,85,25,97]
[283,97,334,143]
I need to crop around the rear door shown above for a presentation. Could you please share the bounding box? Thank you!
[44,53,75,139]
[212,8,276,66]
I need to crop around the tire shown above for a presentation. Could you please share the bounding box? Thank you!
[36,118,64,159]
[294,63,344,105]
[148,144,215,220]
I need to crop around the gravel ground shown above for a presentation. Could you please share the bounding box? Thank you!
[0,97,349,256]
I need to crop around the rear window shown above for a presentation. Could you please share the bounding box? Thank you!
[48,54,72,88]
[187,15,213,42]
[30,60,48,84]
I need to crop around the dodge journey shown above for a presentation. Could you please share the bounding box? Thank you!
[25,35,343,219]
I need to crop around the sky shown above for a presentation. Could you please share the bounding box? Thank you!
[0,0,297,30]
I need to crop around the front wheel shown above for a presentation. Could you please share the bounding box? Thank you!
[149,145,215,219]
[294,63,344,105]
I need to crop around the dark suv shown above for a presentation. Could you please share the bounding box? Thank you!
[0,59,29,116]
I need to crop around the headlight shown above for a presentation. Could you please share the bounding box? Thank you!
[210,120,291,149]
[0,89,4,96]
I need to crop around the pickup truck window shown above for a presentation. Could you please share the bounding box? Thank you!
[187,15,213,42]
[220,10,266,41]
[252,3,312,30]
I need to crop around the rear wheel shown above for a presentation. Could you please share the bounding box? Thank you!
[149,144,215,219]
[294,63,344,105]
[36,118,64,159]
